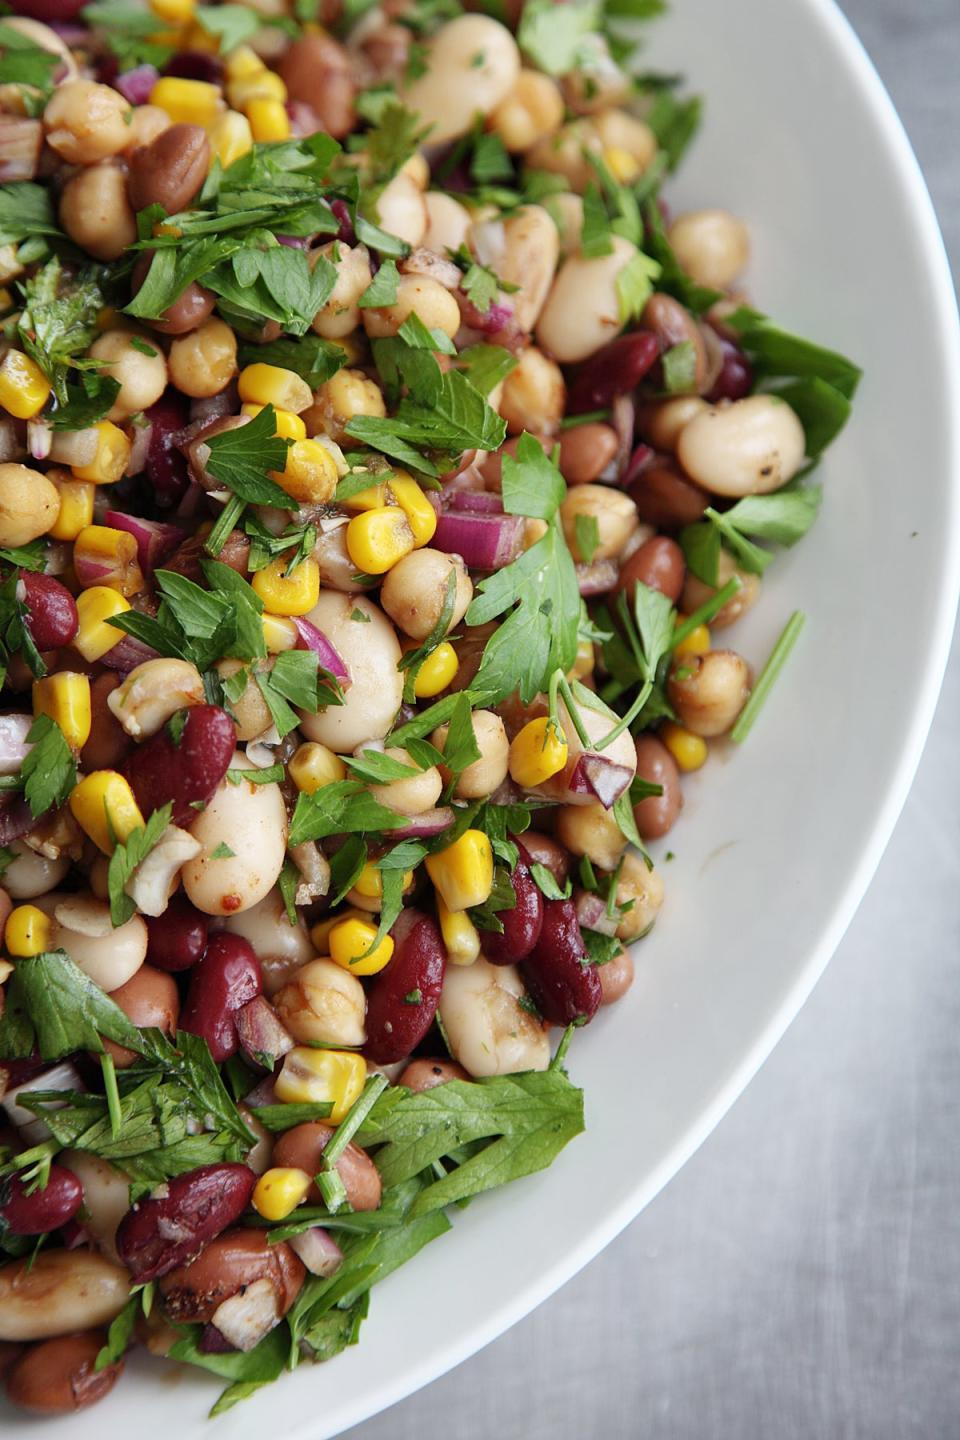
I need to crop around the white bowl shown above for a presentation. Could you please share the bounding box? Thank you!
[15,1,959,1435]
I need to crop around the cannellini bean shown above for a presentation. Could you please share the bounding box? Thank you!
[2,841,69,899]
[47,895,147,991]
[400,15,520,145]
[489,69,565,152]
[367,747,443,816]
[0,1251,129,1343]
[297,592,403,751]
[676,395,806,496]
[469,205,559,332]
[273,956,366,1047]
[181,754,288,916]
[423,192,472,255]
[106,657,205,739]
[536,235,640,364]
[59,1151,130,1263]
[439,957,549,1077]
[223,888,314,988]
[310,242,372,340]
[546,191,584,256]
[373,172,427,248]
[668,208,750,291]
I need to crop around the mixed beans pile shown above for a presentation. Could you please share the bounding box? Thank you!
[0,0,857,1419]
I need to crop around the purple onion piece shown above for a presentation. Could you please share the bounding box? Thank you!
[386,807,455,838]
[100,633,161,674]
[449,490,503,514]
[242,1076,278,1109]
[568,752,633,809]
[113,63,158,105]
[433,511,523,569]
[291,618,350,684]
[0,714,34,776]
[288,1227,343,1278]
[574,889,619,937]
[330,199,355,245]
[576,559,619,596]
[0,797,33,845]
[104,510,184,574]
[198,1325,237,1355]
[236,996,294,1071]
[622,442,655,489]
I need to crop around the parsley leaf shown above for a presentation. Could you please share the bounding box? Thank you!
[193,3,260,51]
[204,405,293,507]
[107,804,174,927]
[346,367,505,473]
[500,431,566,521]
[580,182,614,259]
[287,781,405,848]
[359,259,401,309]
[0,950,141,1061]
[237,334,346,388]
[21,715,75,819]
[0,182,60,248]
[680,485,823,583]
[615,249,662,325]
[517,0,601,75]
[0,22,59,93]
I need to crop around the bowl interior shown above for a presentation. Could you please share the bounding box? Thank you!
[13,2,959,1436]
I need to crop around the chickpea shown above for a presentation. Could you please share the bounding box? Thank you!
[536,235,641,364]
[0,464,59,547]
[88,330,168,422]
[216,658,273,741]
[122,104,171,153]
[367,746,443,816]
[636,395,710,452]
[667,649,751,737]
[489,69,565,152]
[306,369,386,445]
[561,484,638,562]
[59,163,136,262]
[592,109,658,169]
[555,800,627,871]
[423,192,471,255]
[681,548,759,629]
[677,395,806,497]
[381,548,472,641]
[433,709,508,800]
[43,80,131,165]
[274,957,366,1047]
[168,316,237,399]
[561,38,630,115]
[598,945,634,1005]
[525,118,599,193]
[499,346,565,435]
[310,242,372,340]
[668,209,750,291]
[362,273,460,341]
[375,171,428,248]
[612,852,664,942]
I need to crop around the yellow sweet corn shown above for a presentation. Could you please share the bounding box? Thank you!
[150,77,223,127]
[411,641,458,699]
[341,481,388,512]
[569,638,595,680]
[309,906,365,954]
[241,404,306,441]
[273,439,338,505]
[508,717,569,789]
[71,422,131,485]
[73,525,144,597]
[69,770,145,854]
[224,44,265,81]
[251,556,320,616]
[437,895,480,966]
[389,474,437,548]
[181,17,220,51]
[345,507,415,576]
[252,1167,312,1221]
[47,477,94,542]
[247,98,290,142]
[603,145,640,183]
[5,905,52,958]
[32,673,91,752]
[660,722,708,773]
[274,1046,366,1124]
[289,741,346,794]
[673,621,711,657]
[0,349,51,420]
[207,109,253,168]
[351,861,414,902]
[328,916,394,976]
[425,828,493,912]
[238,363,312,414]
[228,70,287,110]
[74,587,131,662]
[261,612,299,653]
[149,0,194,23]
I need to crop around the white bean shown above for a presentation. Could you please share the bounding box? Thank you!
[0,1251,129,1342]
[223,888,314,985]
[676,395,806,497]
[297,591,403,751]
[59,1151,129,1263]
[181,753,287,916]
[273,956,366,1047]
[439,957,549,1077]
[423,191,471,254]
[668,208,750,291]
[2,841,69,899]
[373,171,427,248]
[469,205,558,332]
[49,896,147,991]
[536,235,640,364]
[400,15,520,145]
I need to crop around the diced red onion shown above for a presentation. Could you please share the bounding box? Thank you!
[568,752,633,809]
[0,798,32,848]
[289,1227,343,1278]
[236,996,295,1070]
[287,100,323,137]
[457,295,514,334]
[330,199,355,245]
[26,420,51,461]
[609,393,636,482]
[243,1076,278,1109]
[48,427,99,467]
[386,807,454,838]
[576,559,619,596]
[277,234,309,250]
[622,442,654,489]
[124,420,152,478]
[449,490,503,514]
[433,511,523,569]
[0,714,34,775]
[291,618,350,684]
[574,890,619,937]
[189,385,237,425]
[104,510,184,574]
[114,64,158,105]
[100,633,160,674]
[60,1219,91,1250]
[198,1325,236,1355]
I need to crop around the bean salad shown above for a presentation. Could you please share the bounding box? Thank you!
[0,0,860,1418]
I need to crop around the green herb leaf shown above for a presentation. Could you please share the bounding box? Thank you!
[615,250,662,326]
[359,258,401,309]
[204,405,293,507]
[500,431,566,521]
[107,803,174,927]
[0,951,141,1061]
[20,715,76,819]
[517,0,600,74]
[238,334,346,389]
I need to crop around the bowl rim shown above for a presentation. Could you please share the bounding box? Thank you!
[320,0,960,1429]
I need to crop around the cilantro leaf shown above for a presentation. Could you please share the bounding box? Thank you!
[193,3,260,51]
[346,368,506,469]
[107,803,174,927]
[0,22,59,93]
[580,182,614,259]
[457,344,518,396]
[21,715,76,819]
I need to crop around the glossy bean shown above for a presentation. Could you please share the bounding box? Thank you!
[616,535,685,602]
[520,899,601,1025]
[632,734,682,840]
[0,1164,83,1236]
[536,238,645,365]
[0,1251,129,1342]
[4,1331,123,1415]
[116,1163,256,1283]
[181,754,288,917]
[124,703,236,827]
[439,957,549,1077]
[643,293,708,391]
[297,592,403,751]
[144,893,208,972]
[127,123,210,215]
[273,1122,382,1210]
[59,1151,129,1263]
[557,422,620,484]
[598,946,634,1005]
[180,933,262,1062]
[400,15,520,145]
[159,1228,304,1323]
[399,1058,470,1092]
[565,330,660,412]
[667,649,751,737]
[482,857,543,964]
[677,395,806,497]
[629,459,710,530]
[681,548,759,628]
[277,34,355,138]
[19,573,77,649]
[132,254,215,336]
[102,964,180,1069]
[364,909,447,1064]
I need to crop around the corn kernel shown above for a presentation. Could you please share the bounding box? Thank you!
[47,477,94,541]
[150,76,224,127]
[341,481,388,512]
[272,438,338,505]
[660,722,708,773]
[251,556,320,616]
[238,363,312,414]
[5,904,52,958]
[207,109,253,168]
[388,474,437,548]
[275,1046,366,1124]
[350,861,414,903]
[425,828,493,912]
[346,506,415,576]
[74,586,132,662]
[570,638,594,680]
[252,1166,312,1221]
[241,403,306,441]
[247,97,290,142]
[0,349,51,420]
[149,0,194,24]
[224,44,265,81]
[673,621,711,657]
[228,70,287,110]
[181,17,220,51]
[71,422,131,485]
[32,672,91,752]
[69,770,145,854]
[604,145,640,183]
[73,525,144,596]
[411,641,458,698]
[309,906,365,953]
[437,896,480,966]
[508,717,569,789]
[261,612,299,653]
[328,916,394,976]
[290,741,346,795]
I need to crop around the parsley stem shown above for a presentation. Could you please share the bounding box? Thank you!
[730,611,806,744]
[318,1073,390,1215]
[670,576,741,650]
[550,1023,575,1072]
[100,1052,122,1140]
[555,675,593,750]
[204,493,246,558]
[317,1168,348,1214]
[558,409,610,430]
[594,678,653,751]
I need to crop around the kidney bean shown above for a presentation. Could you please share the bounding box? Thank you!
[520,899,601,1026]
[482,857,543,965]
[616,535,685,602]
[4,1331,123,1415]
[633,734,682,840]
[277,35,356,138]
[364,910,447,1064]
[630,461,710,530]
[0,1342,20,1377]
[566,332,660,414]
[164,526,250,583]
[146,893,208,972]
[115,1162,255,1283]
[162,50,224,84]
[132,254,215,337]
[642,293,708,391]
[272,1122,382,1210]
[102,964,180,1069]
[159,1228,303,1323]
[124,703,236,827]
[706,332,754,402]
[399,1058,469,1092]
[0,1164,83,1236]
[144,389,190,507]
[19,572,77,649]
[10,0,85,18]
[180,933,261,1062]
[557,422,620,485]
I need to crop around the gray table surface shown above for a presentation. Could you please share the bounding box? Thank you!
[346,5,960,1436]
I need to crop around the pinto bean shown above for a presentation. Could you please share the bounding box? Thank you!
[115,1163,256,1283]
[399,1058,469,1092]
[278,34,355,138]
[642,293,708,391]
[364,909,447,1064]
[131,253,215,336]
[557,422,620,484]
[616,535,685,602]
[520,898,601,1025]
[598,946,634,1005]
[273,1122,382,1210]
[632,734,682,840]
[127,123,210,215]
[102,964,180,1068]
[4,1331,123,1415]
[629,459,710,530]
[515,830,570,885]
[159,1228,304,1323]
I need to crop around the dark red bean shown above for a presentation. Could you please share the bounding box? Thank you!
[115,1162,255,1283]
[630,461,710,531]
[19,573,78,649]
[364,910,447,1064]
[616,535,685,602]
[144,389,190,509]
[706,333,754,402]
[482,855,543,965]
[520,899,601,1026]
[0,1163,83,1235]
[145,893,209,972]
[567,332,660,414]
[10,0,85,18]
[180,933,261,1062]
[4,1331,123,1415]
[162,51,224,85]
[124,703,236,827]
